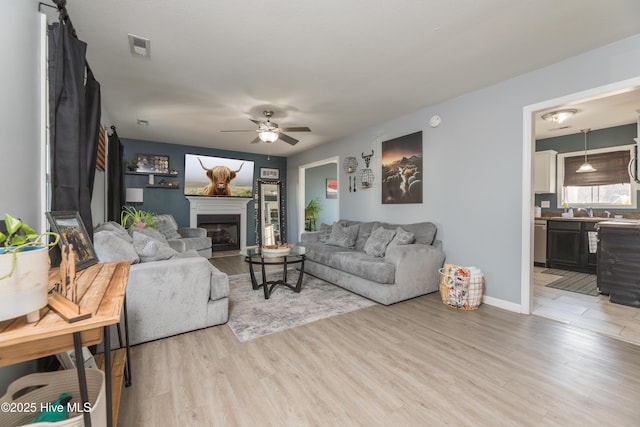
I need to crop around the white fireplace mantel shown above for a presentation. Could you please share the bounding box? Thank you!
[186,197,252,250]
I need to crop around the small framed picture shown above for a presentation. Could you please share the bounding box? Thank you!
[260,167,280,179]
[136,153,169,173]
[46,211,99,271]
[326,179,337,199]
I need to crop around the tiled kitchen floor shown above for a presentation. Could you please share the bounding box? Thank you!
[533,266,640,346]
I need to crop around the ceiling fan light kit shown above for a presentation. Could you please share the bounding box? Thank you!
[221,110,311,146]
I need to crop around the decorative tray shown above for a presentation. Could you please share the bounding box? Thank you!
[262,246,291,257]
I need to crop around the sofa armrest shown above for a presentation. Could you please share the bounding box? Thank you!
[384,243,446,289]
[300,231,320,243]
[167,239,186,252]
[178,227,207,238]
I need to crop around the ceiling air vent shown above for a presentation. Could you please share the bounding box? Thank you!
[128,34,150,57]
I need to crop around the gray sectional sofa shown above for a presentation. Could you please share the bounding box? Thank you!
[93,221,228,345]
[298,220,446,305]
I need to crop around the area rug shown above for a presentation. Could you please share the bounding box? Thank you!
[543,269,599,296]
[227,272,377,342]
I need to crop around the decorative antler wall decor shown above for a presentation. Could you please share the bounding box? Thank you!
[362,150,374,168]
[358,150,375,188]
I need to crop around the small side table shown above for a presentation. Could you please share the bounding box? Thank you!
[240,247,306,299]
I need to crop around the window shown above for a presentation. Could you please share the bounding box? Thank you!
[557,145,636,209]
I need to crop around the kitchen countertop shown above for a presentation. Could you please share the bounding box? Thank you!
[596,219,640,228]
[535,216,607,222]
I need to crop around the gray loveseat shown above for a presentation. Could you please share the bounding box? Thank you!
[94,222,228,345]
[298,220,446,305]
[156,214,212,258]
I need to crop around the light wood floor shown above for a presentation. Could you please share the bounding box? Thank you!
[533,266,640,346]
[117,261,640,426]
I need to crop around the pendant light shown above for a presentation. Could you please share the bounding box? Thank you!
[576,128,596,173]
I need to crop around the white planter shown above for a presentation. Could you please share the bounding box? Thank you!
[0,246,49,323]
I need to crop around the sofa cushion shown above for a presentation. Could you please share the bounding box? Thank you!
[131,231,178,262]
[156,214,182,240]
[326,251,395,284]
[180,236,212,252]
[325,222,359,249]
[94,231,140,264]
[389,226,416,246]
[364,226,396,257]
[301,241,354,265]
[318,223,332,243]
[379,222,436,245]
[95,221,132,242]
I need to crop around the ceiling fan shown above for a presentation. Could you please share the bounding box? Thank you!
[221,110,311,145]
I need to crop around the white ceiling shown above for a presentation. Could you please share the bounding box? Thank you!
[61,0,640,156]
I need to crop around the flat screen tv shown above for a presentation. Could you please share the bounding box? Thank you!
[184,153,255,197]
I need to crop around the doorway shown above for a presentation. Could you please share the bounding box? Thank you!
[522,76,640,344]
[297,157,340,241]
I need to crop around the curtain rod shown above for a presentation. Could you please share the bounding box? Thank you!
[39,0,77,38]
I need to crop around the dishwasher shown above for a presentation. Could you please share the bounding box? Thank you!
[534,219,547,266]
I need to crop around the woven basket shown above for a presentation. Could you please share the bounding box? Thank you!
[0,368,105,427]
[438,266,484,310]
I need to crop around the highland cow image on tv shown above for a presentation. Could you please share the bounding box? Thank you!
[184,154,255,197]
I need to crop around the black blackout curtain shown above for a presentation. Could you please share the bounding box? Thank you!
[48,16,101,239]
[107,126,125,222]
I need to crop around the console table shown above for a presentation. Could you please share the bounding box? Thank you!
[0,261,131,427]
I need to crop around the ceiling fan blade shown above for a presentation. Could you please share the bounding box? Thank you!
[278,133,299,145]
[220,129,258,132]
[280,126,311,132]
[250,136,261,144]
[249,119,262,125]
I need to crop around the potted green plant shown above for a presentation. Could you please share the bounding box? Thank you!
[120,206,158,230]
[0,214,59,323]
[127,158,138,172]
[305,198,323,231]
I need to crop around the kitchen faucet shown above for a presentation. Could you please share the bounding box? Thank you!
[576,207,594,217]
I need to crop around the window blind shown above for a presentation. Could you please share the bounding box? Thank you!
[564,150,631,186]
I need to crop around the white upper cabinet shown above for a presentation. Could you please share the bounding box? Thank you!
[534,150,557,194]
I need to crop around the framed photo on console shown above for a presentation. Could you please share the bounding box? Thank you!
[46,211,98,271]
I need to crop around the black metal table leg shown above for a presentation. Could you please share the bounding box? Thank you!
[261,257,269,299]
[73,332,92,427]
[104,325,113,427]
[123,298,132,387]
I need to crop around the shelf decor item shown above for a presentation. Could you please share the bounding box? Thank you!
[0,214,60,323]
[357,150,375,189]
[136,153,169,173]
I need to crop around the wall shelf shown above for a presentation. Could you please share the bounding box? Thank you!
[146,184,180,189]
[125,171,178,177]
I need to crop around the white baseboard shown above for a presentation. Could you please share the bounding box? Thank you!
[482,295,524,313]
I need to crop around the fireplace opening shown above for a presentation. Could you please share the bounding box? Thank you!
[197,214,240,252]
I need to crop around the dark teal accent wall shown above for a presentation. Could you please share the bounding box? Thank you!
[534,123,637,212]
[122,138,287,246]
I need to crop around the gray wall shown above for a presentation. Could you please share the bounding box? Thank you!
[304,163,338,227]
[0,0,44,393]
[288,33,640,306]
[535,123,638,212]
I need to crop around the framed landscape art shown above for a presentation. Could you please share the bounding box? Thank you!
[381,131,423,204]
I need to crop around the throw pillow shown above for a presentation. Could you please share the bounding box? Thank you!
[156,215,182,240]
[131,231,178,262]
[325,223,359,249]
[129,226,168,244]
[318,223,332,243]
[95,221,132,242]
[364,227,396,257]
[390,226,416,246]
[93,231,140,264]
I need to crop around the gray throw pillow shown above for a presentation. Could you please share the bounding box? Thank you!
[364,227,396,257]
[131,231,178,262]
[390,226,415,246]
[326,223,359,249]
[129,226,168,244]
[318,223,332,243]
[156,215,182,240]
[95,221,132,242]
[93,231,140,264]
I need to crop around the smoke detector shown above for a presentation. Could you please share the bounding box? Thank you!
[128,34,150,57]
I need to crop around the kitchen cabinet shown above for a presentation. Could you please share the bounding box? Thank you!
[597,222,640,307]
[547,220,598,273]
[534,150,557,194]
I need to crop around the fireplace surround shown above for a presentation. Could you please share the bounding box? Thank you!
[186,197,251,251]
